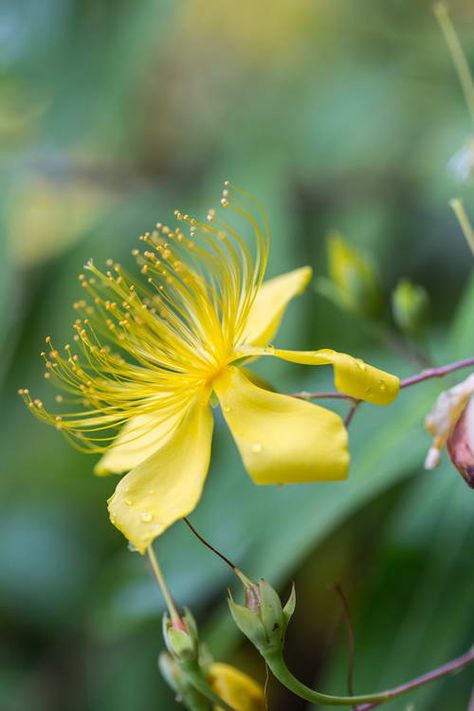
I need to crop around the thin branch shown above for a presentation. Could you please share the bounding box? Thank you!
[183,517,237,572]
[344,401,361,428]
[264,646,474,708]
[291,356,474,402]
[399,356,474,388]
[434,2,474,125]
[353,647,474,710]
[332,584,356,698]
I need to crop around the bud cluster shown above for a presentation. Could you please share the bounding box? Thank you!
[228,577,296,655]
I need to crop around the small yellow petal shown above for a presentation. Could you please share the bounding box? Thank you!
[209,662,265,711]
[94,410,185,476]
[240,347,400,405]
[214,366,349,485]
[107,399,213,552]
[242,266,313,347]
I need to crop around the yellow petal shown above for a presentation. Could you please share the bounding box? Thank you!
[242,266,313,347]
[214,367,349,485]
[240,347,399,405]
[107,399,213,552]
[209,662,265,711]
[95,410,185,476]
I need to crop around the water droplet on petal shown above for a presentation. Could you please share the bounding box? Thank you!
[223,405,231,413]
[140,512,153,523]
[128,542,139,553]
[251,442,263,454]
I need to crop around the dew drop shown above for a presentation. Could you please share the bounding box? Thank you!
[251,442,263,454]
[140,512,153,523]
[223,405,232,413]
[125,498,133,506]
[128,542,139,553]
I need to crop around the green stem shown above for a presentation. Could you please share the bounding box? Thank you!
[450,198,474,256]
[264,647,474,708]
[434,2,474,125]
[147,544,182,628]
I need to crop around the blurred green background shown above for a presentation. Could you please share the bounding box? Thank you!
[1,0,473,709]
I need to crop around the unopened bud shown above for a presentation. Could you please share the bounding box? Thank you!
[228,576,295,654]
[447,395,474,488]
[392,279,429,336]
[162,609,199,664]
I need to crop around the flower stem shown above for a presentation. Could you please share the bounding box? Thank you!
[399,356,474,388]
[353,647,474,710]
[264,647,474,708]
[183,517,237,572]
[434,2,474,125]
[450,199,474,256]
[147,544,182,628]
[291,356,474,402]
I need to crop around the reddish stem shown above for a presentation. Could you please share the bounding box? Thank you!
[353,647,474,710]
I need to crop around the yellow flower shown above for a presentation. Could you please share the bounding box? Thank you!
[209,662,265,711]
[21,183,399,553]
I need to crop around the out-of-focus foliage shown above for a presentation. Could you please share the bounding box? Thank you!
[317,232,380,317]
[1,1,473,710]
[391,278,430,336]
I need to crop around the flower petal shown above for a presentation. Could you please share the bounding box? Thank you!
[95,410,186,476]
[242,266,312,347]
[107,399,213,552]
[240,347,399,405]
[214,366,349,485]
[209,662,265,711]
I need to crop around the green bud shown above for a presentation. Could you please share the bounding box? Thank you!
[326,232,380,317]
[391,279,429,336]
[162,609,199,663]
[228,578,296,654]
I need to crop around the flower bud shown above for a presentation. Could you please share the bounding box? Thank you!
[391,279,429,337]
[447,395,474,488]
[424,374,474,486]
[228,576,296,653]
[162,609,199,664]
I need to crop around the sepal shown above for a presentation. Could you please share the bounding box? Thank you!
[228,576,296,653]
